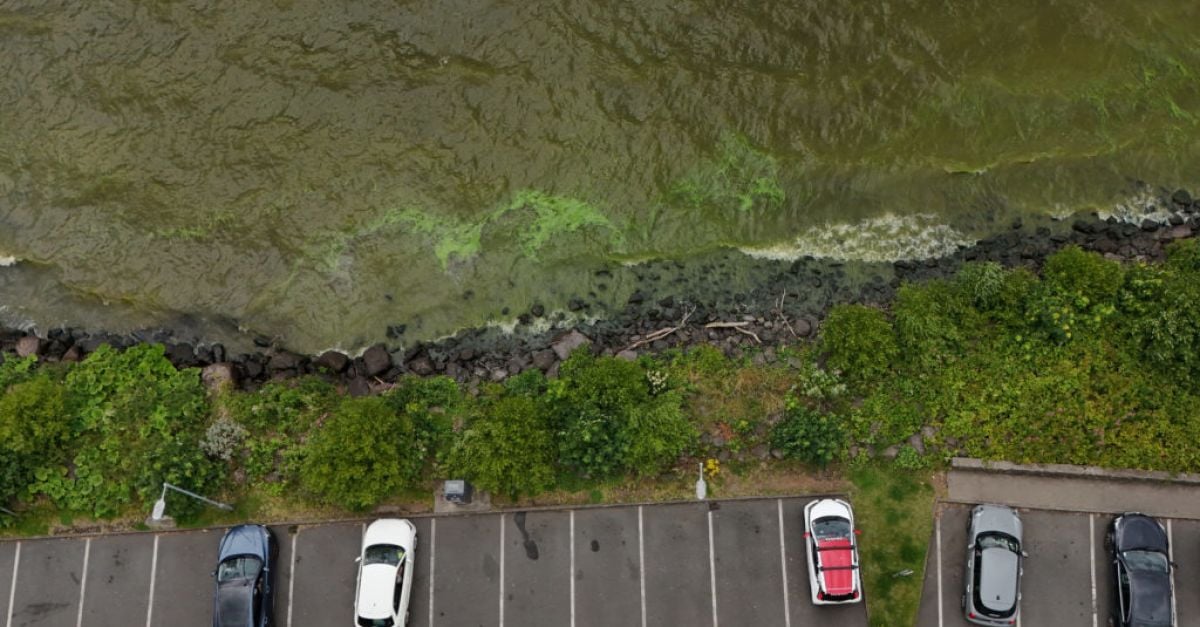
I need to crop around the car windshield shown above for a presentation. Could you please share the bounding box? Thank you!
[1122,550,1169,573]
[812,516,851,540]
[976,532,1020,553]
[356,618,394,627]
[364,544,405,567]
[217,556,262,583]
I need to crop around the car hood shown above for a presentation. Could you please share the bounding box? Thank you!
[219,525,269,561]
[973,505,1022,541]
[1129,570,1172,625]
[978,548,1018,613]
[214,580,254,627]
[1116,516,1167,552]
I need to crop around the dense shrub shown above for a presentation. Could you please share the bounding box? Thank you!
[297,396,420,510]
[221,377,340,484]
[1121,240,1200,382]
[447,394,556,498]
[820,304,897,384]
[0,355,37,392]
[892,281,969,369]
[770,396,846,467]
[33,344,221,518]
[550,352,694,479]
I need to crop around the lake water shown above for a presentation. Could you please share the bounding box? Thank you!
[1,1,1198,352]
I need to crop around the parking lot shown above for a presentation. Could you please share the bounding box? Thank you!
[917,502,1200,627]
[0,496,868,627]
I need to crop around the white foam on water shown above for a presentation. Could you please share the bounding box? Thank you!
[0,255,18,266]
[740,213,975,262]
[482,309,599,336]
[1097,189,1178,225]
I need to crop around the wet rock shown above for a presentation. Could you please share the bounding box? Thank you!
[201,363,236,391]
[362,344,392,377]
[1169,213,1185,226]
[532,349,557,372]
[408,354,435,376]
[211,343,226,363]
[268,350,301,372]
[15,336,41,358]
[567,297,586,312]
[1172,189,1193,207]
[165,343,198,367]
[1164,225,1192,240]
[242,359,264,379]
[551,329,591,360]
[1141,219,1159,232]
[530,304,545,317]
[61,345,83,363]
[315,350,350,373]
[1071,219,1096,234]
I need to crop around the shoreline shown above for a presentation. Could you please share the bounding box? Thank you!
[2,188,1197,388]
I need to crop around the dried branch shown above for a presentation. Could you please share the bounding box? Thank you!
[624,305,695,351]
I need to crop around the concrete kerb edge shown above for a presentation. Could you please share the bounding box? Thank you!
[950,456,1200,486]
[0,490,853,544]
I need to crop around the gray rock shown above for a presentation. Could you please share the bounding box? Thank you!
[531,349,557,372]
[490,368,508,382]
[362,344,392,377]
[921,425,937,440]
[15,336,41,358]
[711,434,727,448]
[61,345,83,363]
[751,444,770,460]
[907,433,926,455]
[551,329,591,361]
[616,349,638,361]
[201,363,236,391]
[717,449,731,462]
[882,445,900,460]
[268,351,301,372]
[408,355,435,376]
[315,350,350,373]
[770,448,785,460]
[795,318,814,337]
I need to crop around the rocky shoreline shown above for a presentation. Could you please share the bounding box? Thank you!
[2,189,1197,394]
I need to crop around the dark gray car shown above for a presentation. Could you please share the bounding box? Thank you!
[1109,512,1174,627]
[963,504,1024,626]
[213,524,276,627]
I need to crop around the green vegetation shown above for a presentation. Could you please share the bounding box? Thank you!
[850,465,933,627]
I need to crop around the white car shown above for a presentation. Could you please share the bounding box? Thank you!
[354,519,417,627]
[804,498,863,604]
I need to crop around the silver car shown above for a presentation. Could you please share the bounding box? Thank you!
[963,504,1025,626]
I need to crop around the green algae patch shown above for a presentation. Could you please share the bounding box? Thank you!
[666,134,786,214]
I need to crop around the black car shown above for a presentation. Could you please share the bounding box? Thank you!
[213,524,276,627]
[1108,513,1173,627]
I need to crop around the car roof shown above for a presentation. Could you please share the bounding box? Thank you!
[978,547,1019,613]
[815,536,856,595]
[215,581,254,627]
[364,519,415,549]
[357,563,397,620]
[1129,570,1172,624]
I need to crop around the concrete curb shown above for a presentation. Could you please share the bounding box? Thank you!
[951,456,1200,486]
[0,490,851,543]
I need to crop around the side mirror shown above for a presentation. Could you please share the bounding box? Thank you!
[210,571,216,578]
[854,529,862,536]
[355,556,362,563]
[1021,551,1029,558]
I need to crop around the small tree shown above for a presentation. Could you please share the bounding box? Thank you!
[447,395,556,498]
[771,397,846,467]
[297,396,419,510]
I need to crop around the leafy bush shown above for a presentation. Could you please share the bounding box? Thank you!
[447,395,556,498]
[0,355,37,392]
[201,417,248,462]
[953,261,1006,309]
[381,376,464,471]
[221,377,340,483]
[1042,246,1125,303]
[297,396,420,510]
[820,304,897,384]
[0,375,72,460]
[770,396,846,467]
[550,352,694,479]
[892,281,967,369]
[34,344,221,519]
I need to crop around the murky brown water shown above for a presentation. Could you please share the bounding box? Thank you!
[1,1,1198,352]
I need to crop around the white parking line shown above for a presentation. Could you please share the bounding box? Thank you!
[76,537,91,627]
[776,500,791,627]
[1089,514,1097,627]
[428,518,436,627]
[145,535,158,627]
[936,515,943,627]
[638,506,646,627]
[1168,519,1177,624]
[287,530,298,627]
[5,542,19,627]
[707,509,718,627]
[499,514,505,627]
[570,510,576,627]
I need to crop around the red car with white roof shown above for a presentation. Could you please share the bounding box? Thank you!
[804,498,863,604]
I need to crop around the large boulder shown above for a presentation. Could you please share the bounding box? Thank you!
[361,344,392,377]
[314,350,350,373]
[551,330,591,361]
[407,354,435,376]
[15,336,41,358]
[531,349,557,372]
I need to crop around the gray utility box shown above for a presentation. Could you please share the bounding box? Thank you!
[443,479,473,504]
